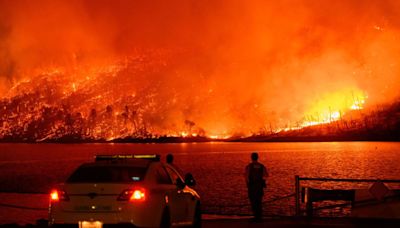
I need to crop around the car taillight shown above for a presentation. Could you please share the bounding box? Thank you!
[117,188,146,202]
[50,189,69,202]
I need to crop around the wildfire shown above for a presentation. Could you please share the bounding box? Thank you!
[350,100,365,110]
[300,89,366,127]
[208,135,232,140]
[0,57,371,141]
[1,0,399,142]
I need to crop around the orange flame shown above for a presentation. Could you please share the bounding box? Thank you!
[1,1,400,141]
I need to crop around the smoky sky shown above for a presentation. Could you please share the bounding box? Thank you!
[1,0,400,134]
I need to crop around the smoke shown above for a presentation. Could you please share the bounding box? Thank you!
[1,0,400,135]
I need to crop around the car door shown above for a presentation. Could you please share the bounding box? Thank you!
[154,164,187,224]
[164,165,192,224]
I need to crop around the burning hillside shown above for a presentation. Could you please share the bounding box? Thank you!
[0,51,182,141]
[1,0,400,141]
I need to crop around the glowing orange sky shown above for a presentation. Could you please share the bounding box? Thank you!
[1,0,400,137]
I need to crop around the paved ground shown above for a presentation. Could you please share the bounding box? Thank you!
[202,217,400,228]
[1,217,400,228]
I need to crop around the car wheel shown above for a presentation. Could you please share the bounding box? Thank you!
[192,204,201,228]
[160,207,171,228]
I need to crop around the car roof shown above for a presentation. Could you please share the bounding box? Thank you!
[79,159,155,168]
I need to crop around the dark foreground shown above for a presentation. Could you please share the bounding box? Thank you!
[2,217,400,228]
[203,217,400,228]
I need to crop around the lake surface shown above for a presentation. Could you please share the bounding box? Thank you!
[1,142,400,224]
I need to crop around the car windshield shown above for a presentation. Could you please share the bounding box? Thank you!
[67,165,147,183]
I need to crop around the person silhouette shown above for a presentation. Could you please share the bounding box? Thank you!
[166,153,183,174]
[166,153,174,164]
[245,152,268,221]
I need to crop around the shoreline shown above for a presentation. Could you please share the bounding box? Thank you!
[1,131,400,144]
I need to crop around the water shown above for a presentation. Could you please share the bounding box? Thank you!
[0,142,400,224]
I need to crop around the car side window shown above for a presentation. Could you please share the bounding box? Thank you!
[156,166,172,185]
[165,166,182,185]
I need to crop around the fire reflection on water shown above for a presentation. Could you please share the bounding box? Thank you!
[1,142,400,223]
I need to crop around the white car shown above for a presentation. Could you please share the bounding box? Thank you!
[48,155,201,228]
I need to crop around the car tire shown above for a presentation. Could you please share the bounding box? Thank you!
[192,203,201,228]
[160,207,171,228]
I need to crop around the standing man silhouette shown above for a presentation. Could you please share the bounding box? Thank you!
[245,152,268,221]
[166,153,174,165]
[166,153,183,174]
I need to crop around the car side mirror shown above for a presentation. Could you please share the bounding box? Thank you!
[185,173,196,187]
[176,178,185,190]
